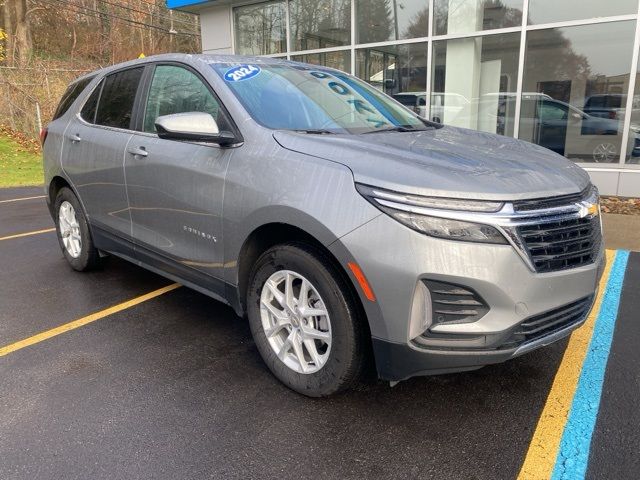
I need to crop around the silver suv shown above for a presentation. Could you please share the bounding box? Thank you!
[43,54,604,397]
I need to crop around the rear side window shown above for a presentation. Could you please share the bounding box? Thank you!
[80,80,103,124]
[95,67,144,129]
[52,76,95,120]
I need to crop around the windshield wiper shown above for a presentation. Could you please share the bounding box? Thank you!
[293,129,336,135]
[363,125,424,134]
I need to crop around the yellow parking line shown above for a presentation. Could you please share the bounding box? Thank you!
[0,228,56,241]
[517,250,615,479]
[0,195,46,204]
[0,283,181,357]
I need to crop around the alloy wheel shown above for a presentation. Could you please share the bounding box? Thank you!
[592,142,617,162]
[259,270,332,374]
[58,200,82,258]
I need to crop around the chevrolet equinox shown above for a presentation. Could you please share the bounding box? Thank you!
[42,54,605,396]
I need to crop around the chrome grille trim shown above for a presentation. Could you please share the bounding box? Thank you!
[518,216,601,272]
[502,295,594,351]
[513,186,592,212]
[373,185,602,273]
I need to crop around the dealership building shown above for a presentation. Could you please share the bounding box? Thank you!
[168,0,640,196]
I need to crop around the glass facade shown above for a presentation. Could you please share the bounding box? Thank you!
[434,0,523,35]
[519,22,638,164]
[356,0,429,43]
[233,1,287,55]
[289,0,351,50]
[355,43,428,97]
[291,50,351,71]
[432,32,520,136]
[232,0,640,168]
[527,0,637,25]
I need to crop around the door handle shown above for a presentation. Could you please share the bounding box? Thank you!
[69,134,81,143]
[127,146,148,158]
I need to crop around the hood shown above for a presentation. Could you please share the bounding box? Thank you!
[273,126,591,201]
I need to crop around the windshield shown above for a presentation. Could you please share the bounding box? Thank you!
[211,62,430,134]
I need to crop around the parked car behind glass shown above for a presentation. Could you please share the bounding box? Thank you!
[451,93,640,162]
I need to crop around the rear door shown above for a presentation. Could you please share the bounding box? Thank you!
[62,66,145,249]
[44,75,95,187]
[124,63,235,291]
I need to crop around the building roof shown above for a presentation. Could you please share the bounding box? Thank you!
[166,0,213,13]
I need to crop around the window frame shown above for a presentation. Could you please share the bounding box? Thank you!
[133,61,243,145]
[53,74,97,121]
[84,65,147,132]
[78,78,104,125]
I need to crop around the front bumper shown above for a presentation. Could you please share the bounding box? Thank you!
[372,294,598,380]
[334,212,605,381]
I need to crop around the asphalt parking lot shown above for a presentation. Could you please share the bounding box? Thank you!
[1,186,638,480]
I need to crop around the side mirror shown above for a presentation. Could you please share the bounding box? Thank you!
[155,112,235,145]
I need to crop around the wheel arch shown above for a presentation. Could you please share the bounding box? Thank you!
[235,222,343,313]
[234,221,376,376]
[47,175,73,217]
[48,175,92,230]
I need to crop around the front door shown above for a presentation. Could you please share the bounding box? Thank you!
[124,64,234,292]
[535,99,569,156]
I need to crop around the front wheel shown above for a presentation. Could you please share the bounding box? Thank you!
[247,243,366,397]
[54,187,101,271]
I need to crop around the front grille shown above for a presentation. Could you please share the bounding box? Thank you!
[517,215,601,273]
[424,280,489,326]
[513,187,590,212]
[501,296,593,350]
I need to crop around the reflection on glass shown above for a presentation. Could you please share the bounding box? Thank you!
[627,67,640,163]
[289,0,351,51]
[355,43,428,114]
[291,51,352,73]
[520,22,639,164]
[434,0,523,35]
[211,63,427,133]
[528,0,638,26]
[233,1,287,55]
[431,33,520,136]
[356,0,429,43]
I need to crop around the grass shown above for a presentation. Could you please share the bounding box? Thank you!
[0,135,43,187]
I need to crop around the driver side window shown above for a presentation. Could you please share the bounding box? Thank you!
[539,100,567,121]
[143,65,227,134]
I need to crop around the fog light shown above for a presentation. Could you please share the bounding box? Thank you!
[408,281,432,340]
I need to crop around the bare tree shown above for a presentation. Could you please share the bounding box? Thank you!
[2,0,14,65]
[14,0,32,64]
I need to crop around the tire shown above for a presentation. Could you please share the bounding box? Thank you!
[247,243,366,397]
[54,187,101,271]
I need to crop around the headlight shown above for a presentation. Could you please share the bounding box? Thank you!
[356,183,508,244]
[386,208,507,244]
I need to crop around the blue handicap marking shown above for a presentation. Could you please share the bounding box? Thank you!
[551,250,631,480]
[224,65,261,82]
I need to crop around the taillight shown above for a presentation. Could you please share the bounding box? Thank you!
[39,127,48,146]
